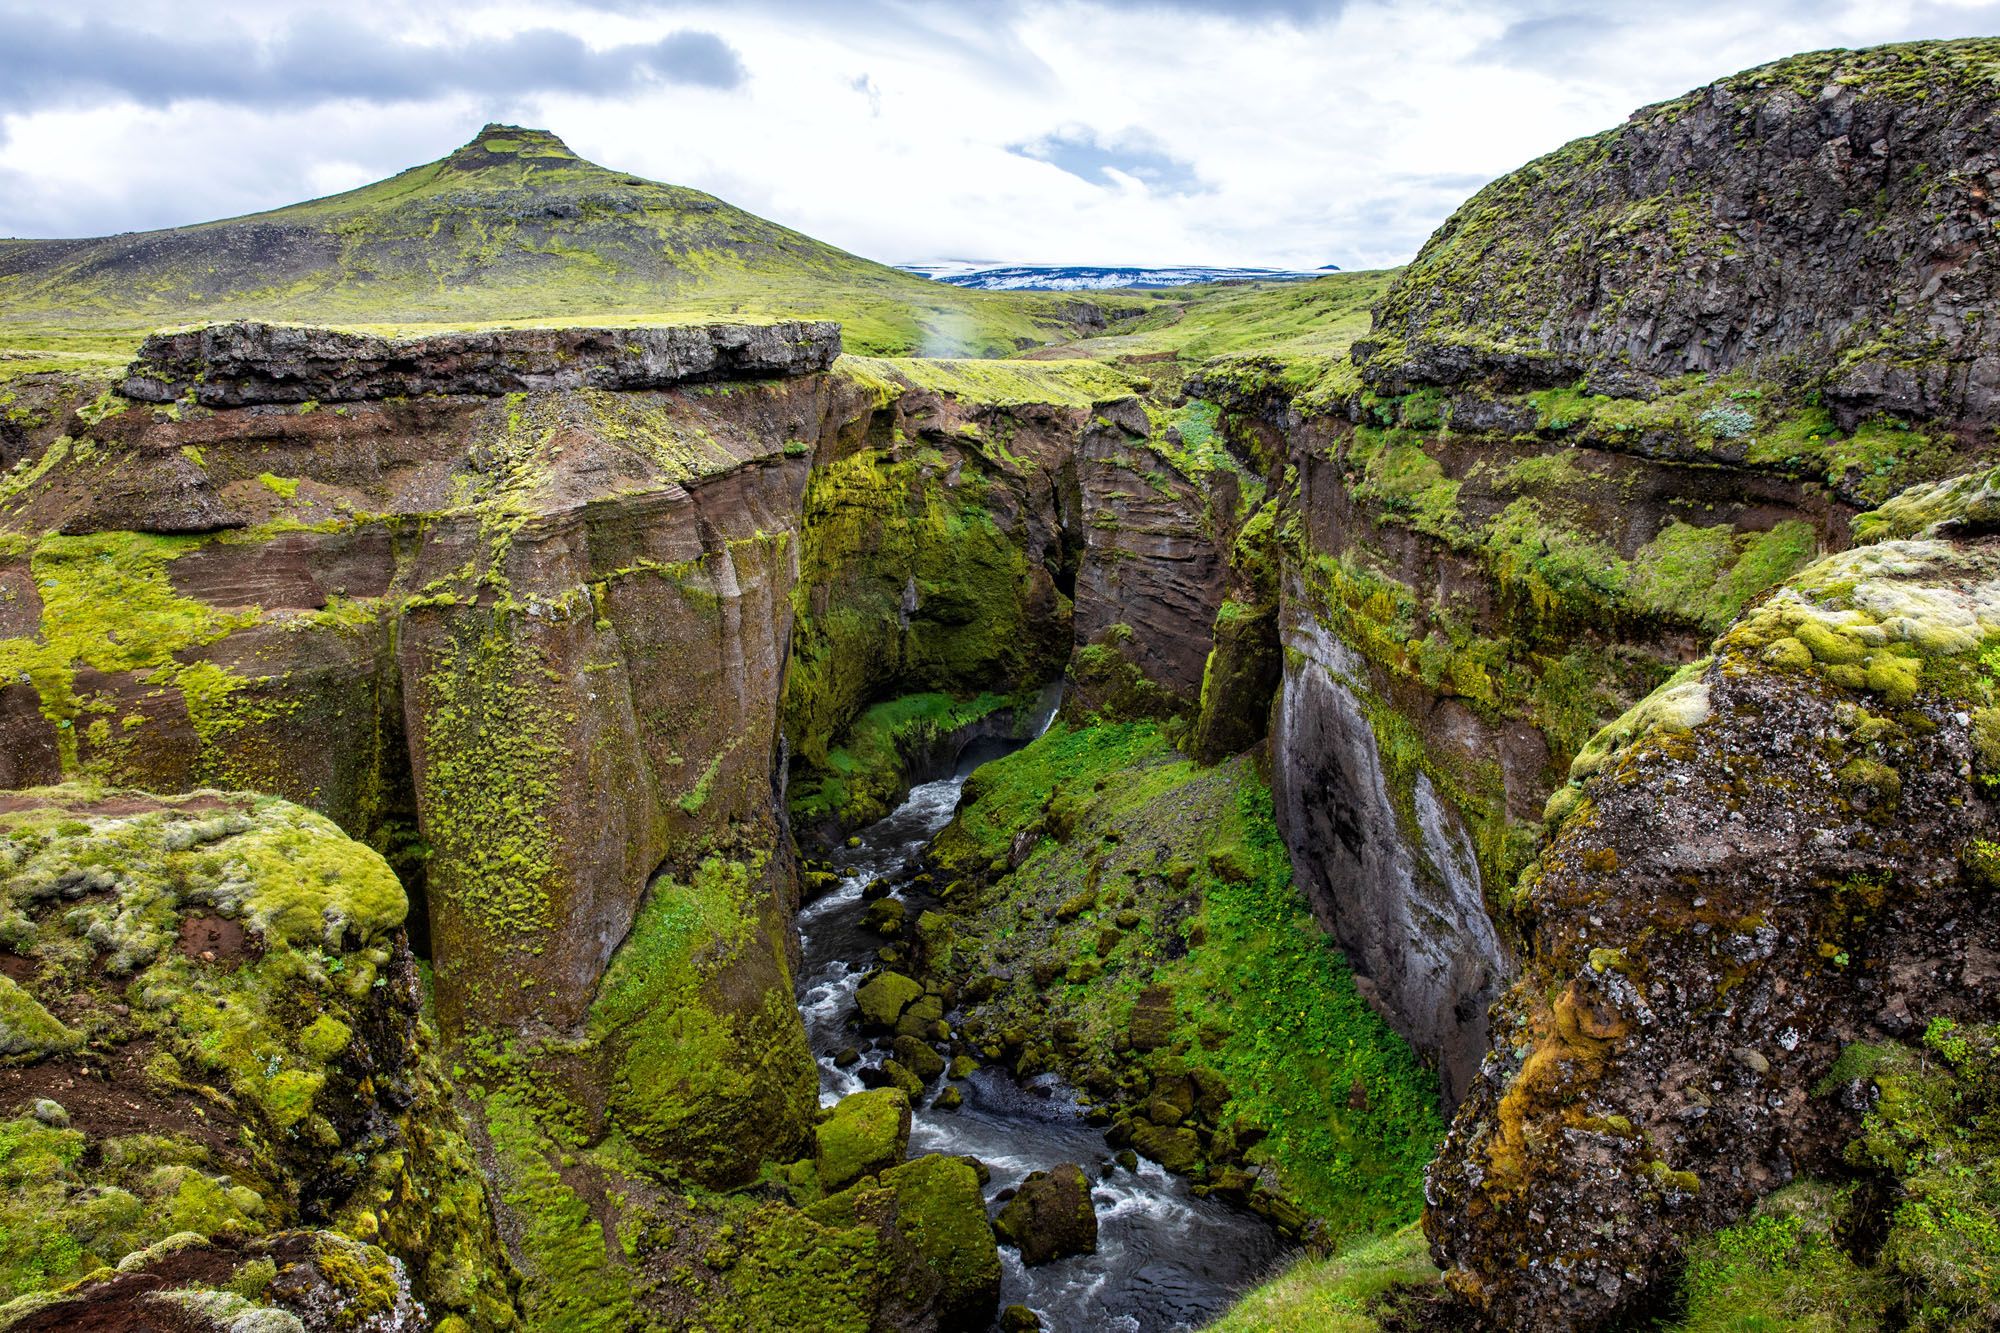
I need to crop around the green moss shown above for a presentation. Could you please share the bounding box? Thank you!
[480,1086,641,1332]
[586,855,816,1187]
[813,1089,912,1193]
[416,619,564,945]
[873,1154,999,1316]
[782,431,1067,804]
[789,691,1012,831]
[0,792,505,1326]
[1671,1182,1893,1331]
[0,975,79,1060]
[931,723,1440,1236]
[0,532,262,770]
[842,356,1136,408]
[728,1201,880,1331]
[1347,427,1466,545]
[1207,1224,1438,1332]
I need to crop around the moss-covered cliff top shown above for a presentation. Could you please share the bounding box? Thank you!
[0,786,512,1327]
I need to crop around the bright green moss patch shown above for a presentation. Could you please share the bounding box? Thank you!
[0,975,79,1059]
[813,1089,911,1192]
[1206,1224,1437,1333]
[0,790,507,1326]
[843,356,1136,408]
[416,621,564,941]
[480,1086,642,1333]
[931,723,1441,1235]
[0,531,263,770]
[587,854,816,1186]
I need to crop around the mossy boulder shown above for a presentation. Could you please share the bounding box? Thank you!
[859,896,906,937]
[734,1152,999,1332]
[0,788,513,1328]
[891,1035,947,1084]
[855,971,924,1029]
[815,1089,911,1192]
[873,1155,1002,1327]
[993,1164,1098,1267]
[1131,1123,1203,1175]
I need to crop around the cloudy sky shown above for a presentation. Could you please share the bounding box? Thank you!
[1,0,1996,270]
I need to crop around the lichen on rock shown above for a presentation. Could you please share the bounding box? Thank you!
[0,786,513,1328]
[1423,463,2000,1327]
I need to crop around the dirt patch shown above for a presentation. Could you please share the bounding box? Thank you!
[0,791,245,818]
[0,952,35,983]
[0,1039,241,1158]
[179,915,255,967]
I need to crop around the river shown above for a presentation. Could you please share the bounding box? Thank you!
[794,732,1286,1332]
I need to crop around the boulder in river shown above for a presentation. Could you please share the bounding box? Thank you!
[815,1088,911,1191]
[993,1163,1099,1266]
[855,970,924,1028]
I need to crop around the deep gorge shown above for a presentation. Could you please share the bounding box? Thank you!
[1,34,1998,1333]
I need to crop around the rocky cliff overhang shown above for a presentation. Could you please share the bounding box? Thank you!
[121,319,843,407]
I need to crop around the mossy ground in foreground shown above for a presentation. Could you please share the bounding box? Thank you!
[0,788,511,1328]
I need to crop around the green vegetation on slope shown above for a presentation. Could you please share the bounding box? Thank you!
[1667,1020,2000,1332]
[1053,270,1396,409]
[0,124,1145,375]
[926,722,1442,1237]
[788,690,1015,832]
[1202,1225,1437,1333]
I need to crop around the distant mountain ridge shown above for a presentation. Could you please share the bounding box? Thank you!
[900,261,1340,291]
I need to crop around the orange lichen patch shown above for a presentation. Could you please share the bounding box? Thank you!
[1481,982,1634,1193]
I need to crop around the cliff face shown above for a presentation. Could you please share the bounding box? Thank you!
[0,326,1249,1328]
[1248,37,2000,1329]
[1428,476,2000,1328]
[1362,40,2000,432]
[0,321,848,1187]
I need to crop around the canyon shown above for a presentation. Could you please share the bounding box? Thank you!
[0,34,1996,1333]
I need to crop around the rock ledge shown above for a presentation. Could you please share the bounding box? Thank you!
[121,318,843,406]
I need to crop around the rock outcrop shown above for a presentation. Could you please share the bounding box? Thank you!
[1361,40,2000,431]
[0,326,1252,1330]
[1426,472,2000,1327]
[993,1164,1098,1267]
[0,788,513,1328]
[1271,609,1507,1107]
[122,320,842,407]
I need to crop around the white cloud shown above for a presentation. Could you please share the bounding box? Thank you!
[2,0,1997,267]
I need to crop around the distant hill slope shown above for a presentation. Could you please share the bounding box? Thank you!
[0,125,1135,373]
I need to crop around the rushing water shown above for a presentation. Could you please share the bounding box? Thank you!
[794,730,1287,1332]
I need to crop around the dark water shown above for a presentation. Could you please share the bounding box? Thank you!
[794,729,1287,1332]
